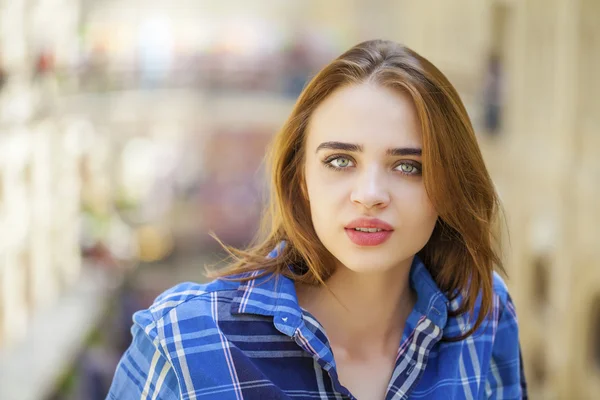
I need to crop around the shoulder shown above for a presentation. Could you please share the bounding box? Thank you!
[469,271,520,343]
[485,274,526,397]
[134,278,241,338]
[108,279,245,399]
[491,271,518,325]
[444,271,518,338]
[478,271,519,334]
[492,271,510,302]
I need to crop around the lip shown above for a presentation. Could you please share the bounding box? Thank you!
[344,218,394,247]
[344,218,394,231]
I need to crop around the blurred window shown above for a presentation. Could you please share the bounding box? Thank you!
[530,345,547,386]
[483,3,511,136]
[532,254,550,312]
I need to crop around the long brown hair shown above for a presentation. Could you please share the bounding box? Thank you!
[209,39,505,340]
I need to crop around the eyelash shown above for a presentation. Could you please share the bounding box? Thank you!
[322,154,422,176]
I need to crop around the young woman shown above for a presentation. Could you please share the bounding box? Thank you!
[108,40,527,400]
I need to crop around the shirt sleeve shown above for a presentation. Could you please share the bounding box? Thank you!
[107,308,181,400]
[485,293,528,399]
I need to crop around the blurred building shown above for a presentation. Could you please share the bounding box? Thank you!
[0,0,81,353]
[389,0,600,398]
[0,1,132,399]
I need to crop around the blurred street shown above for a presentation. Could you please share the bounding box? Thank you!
[0,0,599,399]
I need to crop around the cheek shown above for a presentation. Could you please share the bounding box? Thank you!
[304,163,319,203]
[396,184,438,226]
[305,163,344,206]
[420,190,438,220]
[304,164,327,218]
[304,166,346,238]
[417,193,439,238]
[306,181,335,220]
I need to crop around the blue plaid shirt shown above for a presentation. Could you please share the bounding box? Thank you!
[108,254,526,399]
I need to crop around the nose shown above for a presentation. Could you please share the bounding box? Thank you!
[350,165,391,209]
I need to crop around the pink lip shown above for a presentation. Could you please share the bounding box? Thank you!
[344,218,394,231]
[344,218,394,247]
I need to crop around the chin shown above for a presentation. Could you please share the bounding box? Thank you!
[341,263,396,274]
[332,242,415,273]
[334,250,406,274]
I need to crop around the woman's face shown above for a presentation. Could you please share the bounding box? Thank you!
[303,82,438,274]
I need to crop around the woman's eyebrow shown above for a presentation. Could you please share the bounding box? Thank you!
[315,141,422,156]
[316,141,362,153]
[386,147,422,156]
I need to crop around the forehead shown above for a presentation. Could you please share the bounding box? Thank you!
[307,83,422,149]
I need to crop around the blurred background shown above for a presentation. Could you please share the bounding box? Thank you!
[0,0,598,399]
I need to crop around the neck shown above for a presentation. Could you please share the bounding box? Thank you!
[296,257,416,358]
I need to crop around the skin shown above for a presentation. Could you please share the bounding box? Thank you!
[296,82,439,399]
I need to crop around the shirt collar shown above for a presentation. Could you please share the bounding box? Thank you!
[231,245,449,335]
[409,255,449,329]
[230,270,304,336]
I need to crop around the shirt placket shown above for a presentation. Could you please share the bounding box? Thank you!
[384,318,443,400]
[293,325,357,400]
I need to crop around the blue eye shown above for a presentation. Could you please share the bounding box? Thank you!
[332,158,351,168]
[395,162,421,175]
[325,156,355,170]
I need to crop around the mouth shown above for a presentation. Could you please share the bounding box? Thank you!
[348,227,387,233]
[344,217,394,232]
[344,228,393,246]
[344,218,394,246]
